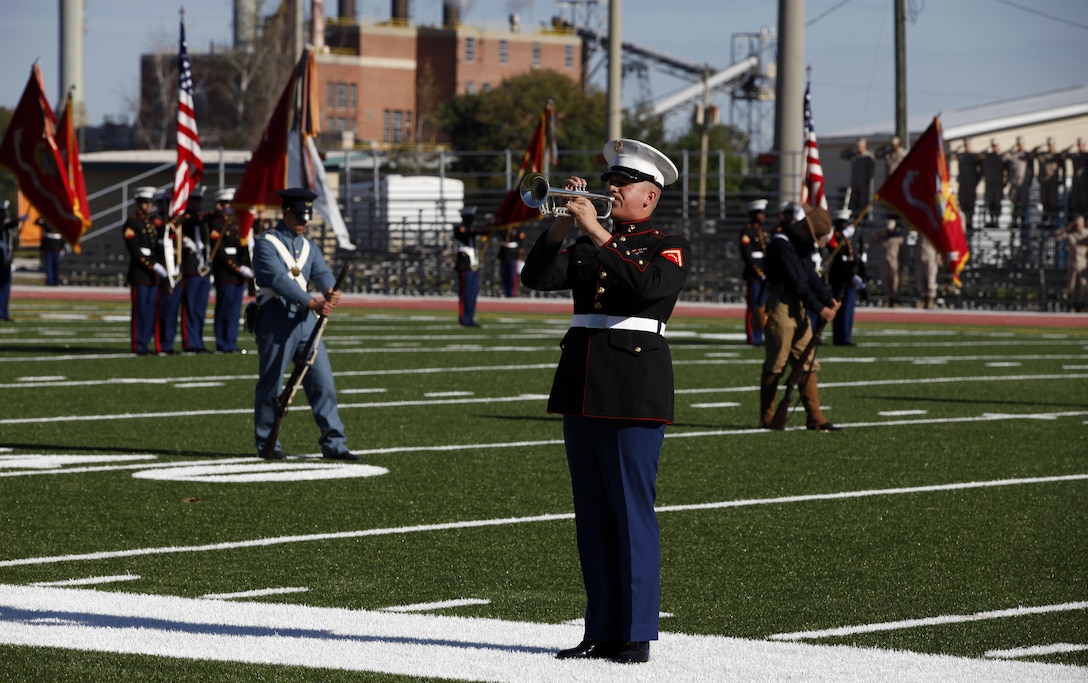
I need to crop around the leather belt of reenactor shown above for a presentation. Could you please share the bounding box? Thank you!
[570,313,666,335]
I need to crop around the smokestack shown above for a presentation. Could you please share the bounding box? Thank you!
[443,1,461,28]
[59,0,86,127]
[392,0,408,23]
[340,0,356,19]
[233,0,258,53]
[313,0,325,50]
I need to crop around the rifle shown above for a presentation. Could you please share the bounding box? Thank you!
[259,254,355,460]
[769,319,827,431]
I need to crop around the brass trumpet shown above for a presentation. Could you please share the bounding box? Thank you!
[520,173,614,219]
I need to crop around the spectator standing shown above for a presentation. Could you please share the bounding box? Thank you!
[953,140,982,232]
[1069,138,1088,219]
[840,138,876,221]
[1005,136,1034,228]
[1055,216,1088,312]
[916,237,939,310]
[1034,137,1066,228]
[876,135,908,179]
[870,219,905,307]
[982,139,1008,227]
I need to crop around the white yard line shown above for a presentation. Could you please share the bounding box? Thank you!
[0,584,1080,682]
[768,602,1088,642]
[2,473,1085,569]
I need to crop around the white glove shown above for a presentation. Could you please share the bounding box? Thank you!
[153,263,168,279]
[852,274,866,290]
[238,266,254,279]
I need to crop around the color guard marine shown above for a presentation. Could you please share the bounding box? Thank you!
[208,187,251,352]
[179,187,211,352]
[739,198,769,345]
[124,186,167,355]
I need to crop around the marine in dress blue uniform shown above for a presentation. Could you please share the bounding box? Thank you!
[521,139,689,665]
[453,206,483,326]
[124,187,167,355]
[153,190,184,354]
[179,189,212,352]
[0,201,22,321]
[208,188,251,353]
[39,219,66,286]
[252,188,355,461]
[496,225,526,297]
[739,199,769,345]
[826,210,861,346]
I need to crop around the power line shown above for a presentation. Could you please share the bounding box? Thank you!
[992,0,1088,31]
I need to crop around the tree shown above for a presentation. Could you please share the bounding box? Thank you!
[437,70,608,189]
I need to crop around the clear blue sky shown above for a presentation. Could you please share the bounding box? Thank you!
[1,0,1085,142]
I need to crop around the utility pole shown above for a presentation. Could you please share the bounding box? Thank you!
[607,0,623,140]
[773,0,804,206]
[894,0,907,144]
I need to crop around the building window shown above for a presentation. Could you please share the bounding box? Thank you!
[383,110,390,142]
[337,83,347,108]
[405,112,412,142]
[482,83,491,93]
[349,84,357,110]
[465,81,475,95]
[327,83,335,108]
[465,37,475,63]
[533,42,541,68]
[565,45,573,69]
[327,116,335,130]
[499,40,508,65]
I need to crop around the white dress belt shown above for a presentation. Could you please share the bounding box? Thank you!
[570,313,665,335]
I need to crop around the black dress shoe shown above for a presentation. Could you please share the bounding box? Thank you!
[259,450,286,460]
[808,422,844,432]
[556,640,621,660]
[323,451,361,461]
[613,641,650,664]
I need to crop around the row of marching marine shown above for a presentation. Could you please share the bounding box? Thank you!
[123,185,251,355]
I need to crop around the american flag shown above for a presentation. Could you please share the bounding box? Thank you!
[170,12,203,218]
[801,81,828,210]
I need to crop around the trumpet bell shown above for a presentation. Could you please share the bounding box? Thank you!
[519,173,614,220]
[520,173,550,209]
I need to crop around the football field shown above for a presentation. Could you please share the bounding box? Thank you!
[1,291,1086,681]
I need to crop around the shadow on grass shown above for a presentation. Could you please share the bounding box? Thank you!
[0,442,248,458]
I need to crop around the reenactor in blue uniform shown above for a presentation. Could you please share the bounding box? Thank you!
[496,225,526,297]
[522,138,689,665]
[252,188,354,461]
[739,198,769,345]
[124,186,167,355]
[179,188,211,352]
[208,188,251,352]
[826,209,861,345]
[153,189,184,354]
[453,206,484,326]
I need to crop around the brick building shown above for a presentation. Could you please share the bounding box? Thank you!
[138,2,582,152]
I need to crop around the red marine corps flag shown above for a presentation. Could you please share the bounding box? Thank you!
[234,50,353,249]
[874,116,970,286]
[57,88,92,244]
[170,10,204,218]
[487,100,556,231]
[800,78,828,210]
[0,64,86,250]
